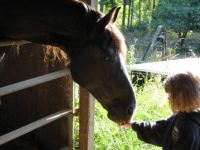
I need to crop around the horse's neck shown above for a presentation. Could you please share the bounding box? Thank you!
[0,0,99,48]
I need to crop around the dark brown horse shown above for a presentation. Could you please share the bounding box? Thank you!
[0,0,135,123]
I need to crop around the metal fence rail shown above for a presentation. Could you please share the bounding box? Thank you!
[0,68,70,96]
[0,110,73,145]
[0,40,30,47]
[0,63,72,146]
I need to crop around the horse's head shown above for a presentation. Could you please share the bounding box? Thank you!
[70,7,135,123]
[0,0,135,123]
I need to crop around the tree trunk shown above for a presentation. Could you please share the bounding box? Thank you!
[100,0,104,12]
[138,0,141,30]
[130,0,134,31]
[153,0,156,9]
[177,31,188,48]
[122,0,126,27]
[127,0,132,29]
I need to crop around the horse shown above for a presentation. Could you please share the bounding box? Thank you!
[0,0,135,123]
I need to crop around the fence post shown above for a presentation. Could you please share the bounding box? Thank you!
[79,87,95,150]
[78,0,96,149]
[66,76,74,150]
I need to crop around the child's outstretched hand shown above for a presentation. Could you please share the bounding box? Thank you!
[118,122,132,128]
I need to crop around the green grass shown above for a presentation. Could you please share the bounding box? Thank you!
[74,76,172,150]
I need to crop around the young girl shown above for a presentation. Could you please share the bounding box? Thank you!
[120,72,200,150]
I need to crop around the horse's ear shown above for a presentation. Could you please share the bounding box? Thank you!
[97,6,120,28]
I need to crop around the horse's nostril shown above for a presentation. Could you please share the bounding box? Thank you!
[127,106,134,116]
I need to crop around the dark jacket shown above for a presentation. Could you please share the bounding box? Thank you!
[132,111,200,150]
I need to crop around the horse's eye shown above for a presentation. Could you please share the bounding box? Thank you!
[104,55,114,62]
[105,56,111,61]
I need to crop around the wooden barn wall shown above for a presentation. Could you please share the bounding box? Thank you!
[0,44,72,150]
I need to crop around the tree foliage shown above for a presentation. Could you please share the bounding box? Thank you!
[152,0,200,33]
[98,0,200,59]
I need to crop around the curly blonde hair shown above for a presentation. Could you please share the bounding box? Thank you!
[164,72,200,113]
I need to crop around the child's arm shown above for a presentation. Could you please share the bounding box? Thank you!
[131,120,168,146]
[120,119,170,147]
